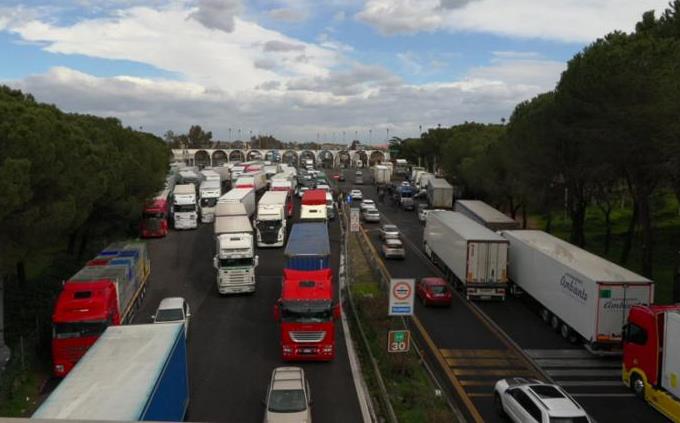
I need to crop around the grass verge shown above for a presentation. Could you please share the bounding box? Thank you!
[347,234,457,423]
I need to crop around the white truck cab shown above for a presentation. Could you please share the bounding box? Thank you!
[255,191,288,248]
[213,215,258,294]
[173,184,198,229]
[199,180,221,223]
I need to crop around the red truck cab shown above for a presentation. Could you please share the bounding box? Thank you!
[51,276,122,377]
[623,304,680,421]
[140,191,170,238]
[274,269,340,361]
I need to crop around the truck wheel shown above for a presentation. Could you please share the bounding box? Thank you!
[540,308,550,323]
[630,373,645,399]
[550,315,560,332]
[560,323,570,339]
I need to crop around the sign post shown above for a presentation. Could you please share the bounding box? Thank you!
[350,208,360,232]
[387,330,411,353]
[388,278,415,316]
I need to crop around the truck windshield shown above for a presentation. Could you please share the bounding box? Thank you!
[281,301,332,323]
[201,198,217,207]
[174,204,196,212]
[257,220,282,232]
[143,212,165,219]
[268,389,307,413]
[53,321,109,339]
[219,257,254,267]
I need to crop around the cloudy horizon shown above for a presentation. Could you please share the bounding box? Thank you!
[0,0,670,143]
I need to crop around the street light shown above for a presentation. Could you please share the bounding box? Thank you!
[229,128,232,142]
[369,129,372,144]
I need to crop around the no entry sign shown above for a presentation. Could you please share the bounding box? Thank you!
[388,279,415,316]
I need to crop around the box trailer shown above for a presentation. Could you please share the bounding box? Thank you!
[427,178,454,208]
[424,211,509,300]
[501,230,654,351]
[285,223,330,271]
[215,202,247,218]
[35,323,188,421]
[454,200,519,231]
[218,187,256,217]
[373,165,391,185]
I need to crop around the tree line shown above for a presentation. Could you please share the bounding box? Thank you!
[0,86,170,283]
[391,2,680,278]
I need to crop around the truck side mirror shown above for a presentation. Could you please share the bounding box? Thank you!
[333,304,341,320]
[213,256,218,269]
[273,303,281,322]
[254,255,260,267]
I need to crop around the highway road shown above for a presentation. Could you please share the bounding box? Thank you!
[335,167,667,423]
[136,193,363,422]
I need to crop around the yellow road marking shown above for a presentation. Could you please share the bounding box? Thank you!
[454,368,535,377]
[447,358,524,368]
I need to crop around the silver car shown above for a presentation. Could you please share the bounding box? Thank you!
[382,238,405,259]
[362,207,381,223]
[263,367,312,423]
[379,224,400,240]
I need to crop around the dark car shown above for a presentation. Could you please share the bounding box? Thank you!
[416,278,452,307]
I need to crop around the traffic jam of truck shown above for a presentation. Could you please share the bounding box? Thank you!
[36,157,679,423]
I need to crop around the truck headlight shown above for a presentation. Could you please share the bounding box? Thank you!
[283,346,293,353]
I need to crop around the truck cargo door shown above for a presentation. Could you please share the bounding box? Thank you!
[597,284,653,342]
[469,242,487,282]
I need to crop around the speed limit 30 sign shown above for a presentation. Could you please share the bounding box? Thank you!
[387,330,411,353]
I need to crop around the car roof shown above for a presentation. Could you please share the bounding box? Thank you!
[365,208,379,213]
[157,297,185,310]
[383,224,398,230]
[385,239,402,246]
[363,199,374,202]
[520,384,586,417]
[272,367,305,391]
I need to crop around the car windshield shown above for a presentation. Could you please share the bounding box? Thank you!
[155,308,184,322]
[550,418,589,423]
[367,209,379,215]
[53,321,109,339]
[386,240,402,247]
[384,225,398,232]
[281,301,332,323]
[268,389,307,413]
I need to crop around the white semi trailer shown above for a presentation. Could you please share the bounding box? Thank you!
[423,211,509,301]
[501,230,654,352]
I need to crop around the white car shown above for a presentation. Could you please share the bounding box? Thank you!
[361,207,380,223]
[360,199,376,212]
[494,378,591,423]
[350,189,363,201]
[152,297,191,339]
[263,367,312,423]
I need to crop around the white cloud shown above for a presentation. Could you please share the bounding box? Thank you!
[5,56,560,141]
[6,5,337,92]
[356,0,670,42]
[189,0,243,33]
[2,2,567,141]
[268,7,309,23]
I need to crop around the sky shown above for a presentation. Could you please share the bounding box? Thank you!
[0,0,671,143]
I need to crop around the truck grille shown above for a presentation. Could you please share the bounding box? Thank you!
[224,270,250,285]
[290,331,326,343]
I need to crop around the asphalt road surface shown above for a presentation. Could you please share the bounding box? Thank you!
[336,167,667,423]
[136,193,363,422]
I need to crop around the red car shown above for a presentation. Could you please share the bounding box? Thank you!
[416,278,452,307]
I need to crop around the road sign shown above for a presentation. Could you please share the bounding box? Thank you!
[388,278,415,316]
[350,208,360,232]
[387,330,411,353]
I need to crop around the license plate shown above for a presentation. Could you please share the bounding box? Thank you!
[301,348,315,354]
